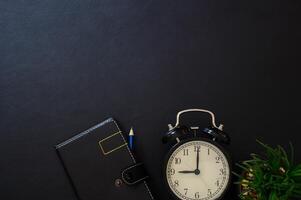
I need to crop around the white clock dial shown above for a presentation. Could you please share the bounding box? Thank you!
[166,140,230,200]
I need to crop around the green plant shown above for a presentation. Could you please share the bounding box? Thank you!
[234,141,301,200]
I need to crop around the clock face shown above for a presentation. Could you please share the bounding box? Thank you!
[165,140,230,200]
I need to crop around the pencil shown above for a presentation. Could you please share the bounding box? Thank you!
[128,127,134,150]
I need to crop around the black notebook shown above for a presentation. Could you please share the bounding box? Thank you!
[56,118,154,200]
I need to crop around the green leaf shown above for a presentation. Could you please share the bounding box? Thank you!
[268,191,278,200]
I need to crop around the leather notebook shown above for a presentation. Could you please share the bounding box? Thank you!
[56,118,154,200]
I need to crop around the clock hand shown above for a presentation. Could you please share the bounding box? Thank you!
[196,147,200,171]
[178,170,195,174]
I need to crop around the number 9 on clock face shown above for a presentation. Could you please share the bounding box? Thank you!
[164,139,231,200]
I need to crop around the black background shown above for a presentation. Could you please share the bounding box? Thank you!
[1,0,300,199]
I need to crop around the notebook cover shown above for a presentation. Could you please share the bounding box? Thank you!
[56,118,154,200]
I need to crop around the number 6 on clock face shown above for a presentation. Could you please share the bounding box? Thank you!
[164,139,231,200]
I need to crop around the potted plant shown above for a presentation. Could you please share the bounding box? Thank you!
[235,141,301,200]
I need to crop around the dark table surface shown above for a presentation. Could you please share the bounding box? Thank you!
[1,0,300,199]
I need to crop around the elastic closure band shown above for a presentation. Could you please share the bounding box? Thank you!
[122,163,149,186]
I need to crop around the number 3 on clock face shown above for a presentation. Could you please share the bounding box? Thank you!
[164,139,231,200]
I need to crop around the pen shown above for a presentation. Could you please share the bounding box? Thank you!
[128,127,135,150]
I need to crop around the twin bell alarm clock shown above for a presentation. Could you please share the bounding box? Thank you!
[162,109,231,200]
